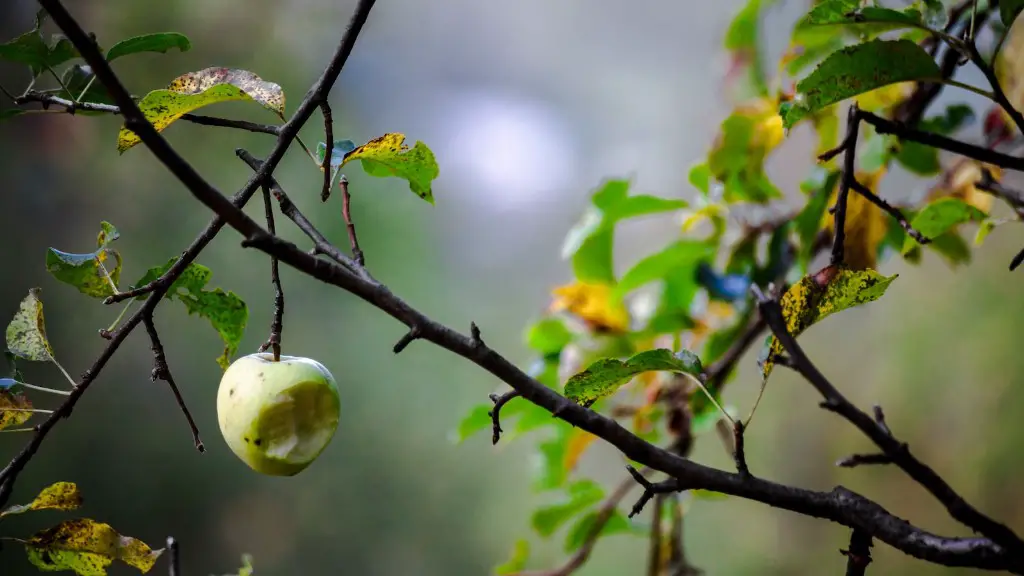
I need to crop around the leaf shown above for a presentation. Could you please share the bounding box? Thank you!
[896,105,975,176]
[339,134,439,204]
[24,518,163,575]
[1002,0,1024,27]
[708,99,784,202]
[2,482,83,517]
[118,67,285,152]
[795,169,839,263]
[901,198,986,254]
[562,429,597,473]
[494,539,529,575]
[131,258,247,368]
[804,0,927,31]
[525,317,573,356]
[316,139,356,168]
[0,389,33,430]
[531,480,604,537]
[761,265,897,381]
[1,108,27,122]
[564,509,634,553]
[0,11,80,77]
[550,282,629,333]
[564,349,702,408]
[452,404,492,443]
[105,33,191,62]
[822,170,890,270]
[46,222,122,299]
[614,241,715,302]
[535,423,572,490]
[6,288,55,362]
[53,65,113,114]
[781,39,942,129]
[976,219,1006,246]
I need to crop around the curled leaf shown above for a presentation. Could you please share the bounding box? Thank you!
[118,67,285,152]
[24,518,163,575]
[341,134,439,204]
[46,222,122,299]
[564,349,702,408]
[2,481,83,517]
[6,288,55,362]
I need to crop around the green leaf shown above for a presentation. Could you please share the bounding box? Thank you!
[494,539,529,575]
[781,39,942,129]
[531,480,604,537]
[761,266,897,381]
[708,110,783,202]
[859,127,895,173]
[564,509,634,553]
[105,33,191,62]
[525,317,573,356]
[564,349,703,408]
[535,422,572,490]
[926,231,973,267]
[0,108,26,122]
[901,198,986,254]
[804,0,926,30]
[896,105,975,175]
[452,404,492,443]
[724,0,770,97]
[975,219,1004,245]
[131,258,247,368]
[2,481,83,517]
[315,139,356,167]
[46,222,122,299]
[1002,0,1024,27]
[23,518,163,575]
[118,67,285,152]
[6,288,55,363]
[688,162,711,195]
[0,11,80,77]
[614,241,715,301]
[795,170,839,263]
[340,133,439,204]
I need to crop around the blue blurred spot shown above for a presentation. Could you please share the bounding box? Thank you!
[696,261,751,302]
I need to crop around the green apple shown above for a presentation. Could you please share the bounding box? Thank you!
[217,352,340,476]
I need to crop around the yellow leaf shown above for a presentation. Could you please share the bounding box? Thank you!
[996,11,1024,115]
[550,282,630,333]
[341,133,439,205]
[24,518,163,575]
[2,481,82,517]
[928,159,996,214]
[854,81,914,113]
[562,429,597,473]
[822,170,889,270]
[0,390,33,431]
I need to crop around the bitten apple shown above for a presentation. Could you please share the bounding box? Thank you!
[217,353,340,476]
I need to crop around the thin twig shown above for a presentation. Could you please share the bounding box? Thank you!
[832,105,861,267]
[849,180,930,244]
[648,493,665,576]
[258,184,284,362]
[842,530,873,576]
[340,175,365,265]
[144,314,204,452]
[167,536,180,576]
[976,168,1024,218]
[321,101,334,202]
[732,421,750,478]
[837,453,893,468]
[488,390,521,444]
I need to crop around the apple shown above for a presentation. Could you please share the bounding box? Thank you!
[217,352,341,476]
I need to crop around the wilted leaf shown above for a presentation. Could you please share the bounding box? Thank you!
[531,480,604,537]
[781,39,941,128]
[494,539,529,575]
[761,265,897,381]
[316,139,356,168]
[525,317,573,356]
[901,198,986,254]
[131,258,247,368]
[0,389,33,430]
[105,33,191,62]
[564,509,634,553]
[6,288,55,362]
[550,282,629,333]
[24,518,163,575]
[46,222,122,298]
[2,481,83,517]
[118,67,285,152]
[340,134,439,204]
[708,99,784,202]
[564,349,702,408]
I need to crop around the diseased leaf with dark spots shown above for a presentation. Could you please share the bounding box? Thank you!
[2,481,83,517]
[564,349,703,408]
[341,134,440,204]
[761,265,897,381]
[6,288,55,363]
[23,518,163,575]
[118,67,285,152]
[0,389,33,430]
[46,221,123,298]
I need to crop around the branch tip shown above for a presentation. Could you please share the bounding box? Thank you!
[488,390,521,444]
[393,327,422,354]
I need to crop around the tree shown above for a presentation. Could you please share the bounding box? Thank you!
[1,0,1023,573]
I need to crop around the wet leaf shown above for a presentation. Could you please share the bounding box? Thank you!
[46,222,122,298]
[105,33,191,62]
[6,288,55,363]
[564,349,702,408]
[0,389,33,430]
[761,265,897,381]
[531,480,604,537]
[118,67,285,152]
[2,481,83,517]
[340,134,439,204]
[901,198,986,254]
[131,258,247,368]
[494,539,529,575]
[550,282,629,333]
[315,139,356,168]
[23,518,163,575]
[564,509,634,553]
[781,39,941,129]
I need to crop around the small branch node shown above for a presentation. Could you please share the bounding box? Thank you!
[320,101,334,203]
[842,529,873,576]
[836,453,894,468]
[470,322,484,348]
[488,390,521,444]
[872,405,892,437]
[626,465,683,519]
[732,421,751,478]
[393,327,422,354]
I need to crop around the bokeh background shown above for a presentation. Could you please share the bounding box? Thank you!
[1,1,1023,574]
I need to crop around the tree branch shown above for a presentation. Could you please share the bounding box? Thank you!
[258,184,284,361]
[849,180,929,245]
[832,105,861,267]
[320,101,334,202]
[144,314,203,452]
[339,175,365,266]
[843,529,874,576]
[489,390,521,445]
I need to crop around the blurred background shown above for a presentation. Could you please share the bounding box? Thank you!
[1,0,1023,574]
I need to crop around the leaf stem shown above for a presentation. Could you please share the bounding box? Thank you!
[106,300,134,333]
[50,359,77,390]
[0,428,36,433]
[681,373,734,427]
[13,382,71,397]
[294,135,320,165]
[98,259,119,295]
[45,64,73,100]
[941,78,996,99]
[75,75,96,103]
[0,408,53,414]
